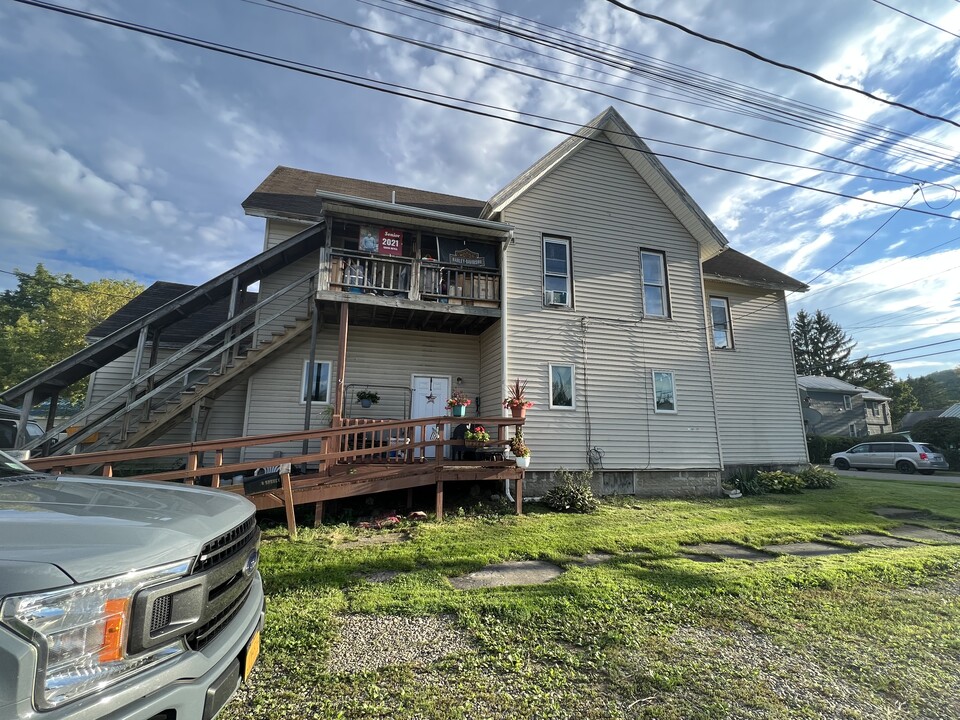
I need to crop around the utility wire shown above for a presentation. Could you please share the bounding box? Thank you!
[15,0,960,222]
[604,0,960,130]
[818,260,960,311]
[869,337,960,358]
[869,0,960,40]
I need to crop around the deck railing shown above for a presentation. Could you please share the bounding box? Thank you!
[329,251,412,297]
[419,263,500,305]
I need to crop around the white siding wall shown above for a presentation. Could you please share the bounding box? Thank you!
[257,219,321,340]
[705,280,808,465]
[242,325,482,460]
[479,321,503,418]
[501,136,722,471]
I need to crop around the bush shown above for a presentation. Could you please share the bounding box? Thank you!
[756,470,805,494]
[544,468,599,513]
[806,435,857,464]
[797,465,838,489]
[731,467,765,496]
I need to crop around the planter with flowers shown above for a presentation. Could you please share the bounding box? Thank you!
[510,428,531,468]
[463,424,490,448]
[355,389,380,409]
[446,388,471,417]
[503,378,534,419]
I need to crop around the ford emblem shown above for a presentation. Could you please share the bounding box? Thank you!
[243,549,260,577]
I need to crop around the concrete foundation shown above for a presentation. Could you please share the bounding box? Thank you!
[522,468,722,498]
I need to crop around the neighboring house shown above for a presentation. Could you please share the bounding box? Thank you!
[798,375,893,437]
[899,402,960,433]
[1,107,810,497]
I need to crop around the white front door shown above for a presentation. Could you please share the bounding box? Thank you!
[411,375,449,459]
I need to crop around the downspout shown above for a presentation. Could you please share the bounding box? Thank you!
[501,230,515,504]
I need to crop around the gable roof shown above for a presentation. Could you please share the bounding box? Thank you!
[482,106,728,257]
[703,248,808,292]
[797,375,890,400]
[899,409,944,431]
[242,166,486,222]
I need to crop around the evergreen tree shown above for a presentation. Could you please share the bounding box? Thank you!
[792,309,855,378]
[905,375,950,410]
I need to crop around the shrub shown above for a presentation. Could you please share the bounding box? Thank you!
[797,465,838,489]
[756,470,805,494]
[544,468,599,513]
[731,467,765,496]
[806,435,858,464]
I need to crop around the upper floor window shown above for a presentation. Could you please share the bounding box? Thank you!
[843,395,852,411]
[640,250,669,318]
[543,235,572,307]
[653,370,677,413]
[709,296,732,349]
[301,361,332,404]
[549,363,575,409]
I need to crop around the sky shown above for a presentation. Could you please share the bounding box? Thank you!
[1,0,959,379]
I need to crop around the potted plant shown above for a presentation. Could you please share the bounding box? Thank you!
[446,388,471,417]
[509,429,531,468]
[503,378,534,419]
[356,389,380,409]
[463,424,490,447]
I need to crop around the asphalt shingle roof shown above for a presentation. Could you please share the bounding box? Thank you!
[703,248,808,292]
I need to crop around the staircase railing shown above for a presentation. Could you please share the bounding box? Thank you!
[31,269,319,456]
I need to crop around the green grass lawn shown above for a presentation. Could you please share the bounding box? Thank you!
[224,478,960,719]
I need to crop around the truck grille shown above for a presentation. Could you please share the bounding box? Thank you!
[195,516,258,573]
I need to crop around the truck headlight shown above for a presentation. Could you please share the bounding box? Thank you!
[1,559,192,709]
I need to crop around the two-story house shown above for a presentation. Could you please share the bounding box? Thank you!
[2,107,810,499]
[798,375,893,437]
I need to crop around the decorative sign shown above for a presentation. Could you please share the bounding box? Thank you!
[450,248,484,267]
[359,225,403,256]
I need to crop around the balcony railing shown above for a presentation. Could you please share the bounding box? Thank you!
[328,251,501,307]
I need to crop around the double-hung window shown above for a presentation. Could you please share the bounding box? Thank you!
[710,297,732,349]
[543,235,572,307]
[301,360,332,404]
[843,395,852,411]
[640,250,669,317]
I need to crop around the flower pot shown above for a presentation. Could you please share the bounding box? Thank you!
[451,405,466,417]
[360,399,372,409]
[515,455,531,468]
[510,405,526,419]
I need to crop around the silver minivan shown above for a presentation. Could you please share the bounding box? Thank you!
[830,441,949,475]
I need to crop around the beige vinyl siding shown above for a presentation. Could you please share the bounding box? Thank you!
[501,134,721,471]
[705,280,808,464]
[256,220,321,340]
[265,218,315,250]
[242,325,482,460]
[479,321,503,417]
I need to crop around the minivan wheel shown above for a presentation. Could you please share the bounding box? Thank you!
[896,460,916,475]
[834,458,850,470]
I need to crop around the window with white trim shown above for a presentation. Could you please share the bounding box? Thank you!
[653,370,677,413]
[848,423,857,437]
[843,395,852,411]
[543,235,572,307]
[301,361,332,403]
[640,250,669,318]
[709,296,732,349]
[549,363,575,409]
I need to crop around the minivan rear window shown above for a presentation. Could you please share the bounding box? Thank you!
[920,445,940,454]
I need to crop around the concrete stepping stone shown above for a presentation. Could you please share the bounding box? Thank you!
[449,560,564,589]
[873,507,944,521]
[889,525,960,544]
[682,542,774,562]
[841,533,919,549]
[762,541,854,557]
[576,551,616,566]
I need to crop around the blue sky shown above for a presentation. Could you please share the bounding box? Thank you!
[1,0,959,378]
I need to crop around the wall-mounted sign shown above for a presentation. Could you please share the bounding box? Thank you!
[450,248,484,266]
[359,225,403,256]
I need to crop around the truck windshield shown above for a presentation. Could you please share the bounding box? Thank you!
[0,450,35,478]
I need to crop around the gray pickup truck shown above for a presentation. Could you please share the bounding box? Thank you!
[0,449,264,720]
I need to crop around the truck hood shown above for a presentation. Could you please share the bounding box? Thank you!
[0,474,255,586]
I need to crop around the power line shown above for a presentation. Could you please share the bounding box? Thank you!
[868,0,960,40]
[818,260,960,311]
[603,0,960,130]
[15,0,960,223]
[870,337,960,358]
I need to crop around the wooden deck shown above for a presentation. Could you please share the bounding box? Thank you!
[26,416,525,537]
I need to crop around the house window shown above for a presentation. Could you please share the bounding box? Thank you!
[848,423,857,437]
[640,250,669,318]
[870,402,879,417]
[301,361,331,403]
[543,235,572,307]
[843,395,852,411]
[709,296,732,349]
[549,364,575,409]
[653,370,677,413]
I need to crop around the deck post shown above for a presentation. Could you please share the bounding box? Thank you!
[515,474,523,515]
[302,298,321,464]
[313,500,325,527]
[436,479,444,521]
[332,302,349,428]
[281,471,297,539]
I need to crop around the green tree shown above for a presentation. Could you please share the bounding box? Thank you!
[0,265,143,404]
[887,380,920,429]
[905,375,950,410]
[792,309,859,378]
[846,357,895,394]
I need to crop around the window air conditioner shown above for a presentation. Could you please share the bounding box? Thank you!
[545,290,569,306]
